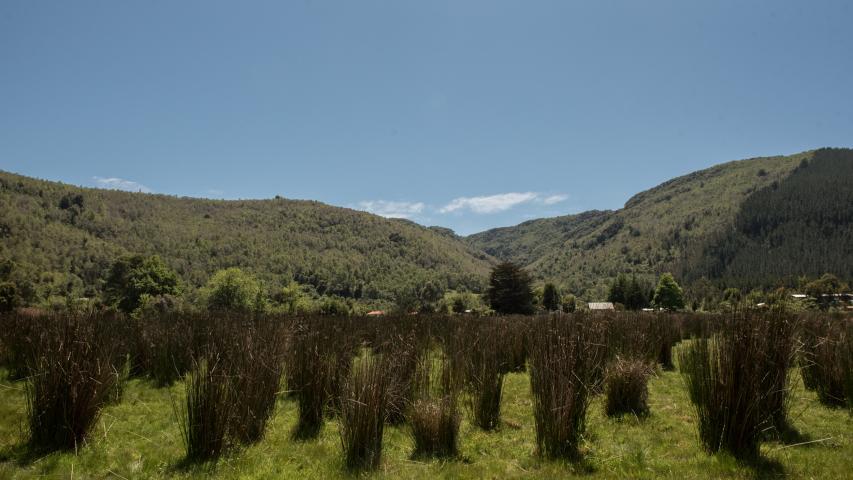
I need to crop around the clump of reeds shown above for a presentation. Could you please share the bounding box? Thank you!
[409,347,461,458]
[501,316,529,373]
[462,319,507,430]
[287,321,333,440]
[651,314,681,370]
[339,350,389,471]
[0,312,36,381]
[325,323,358,419]
[604,357,653,417]
[679,311,796,459]
[529,313,607,460]
[383,331,423,425]
[760,312,798,435]
[799,315,849,407]
[227,317,287,445]
[174,314,288,460]
[843,320,853,411]
[24,312,121,452]
[605,313,681,370]
[176,354,233,461]
[141,312,195,387]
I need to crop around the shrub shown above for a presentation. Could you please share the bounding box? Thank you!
[604,357,653,417]
[410,396,460,458]
[339,352,389,471]
[529,314,607,459]
[24,313,121,452]
[679,312,796,459]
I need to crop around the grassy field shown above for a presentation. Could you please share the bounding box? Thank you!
[1,357,850,479]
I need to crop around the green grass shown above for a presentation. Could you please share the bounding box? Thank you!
[1,365,850,479]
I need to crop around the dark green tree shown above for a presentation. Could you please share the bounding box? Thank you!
[105,255,181,313]
[487,262,534,315]
[607,274,629,306]
[0,282,19,312]
[625,275,649,310]
[653,273,685,311]
[393,285,420,314]
[542,282,560,312]
[452,296,467,314]
[417,281,444,313]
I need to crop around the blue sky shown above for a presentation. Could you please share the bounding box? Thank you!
[2,1,851,235]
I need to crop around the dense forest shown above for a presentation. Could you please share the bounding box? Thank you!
[677,148,853,287]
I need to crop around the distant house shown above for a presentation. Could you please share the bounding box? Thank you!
[588,302,615,311]
[366,310,385,316]
[790,294,808,299]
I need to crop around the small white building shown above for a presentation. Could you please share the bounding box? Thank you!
[588,302,615,311]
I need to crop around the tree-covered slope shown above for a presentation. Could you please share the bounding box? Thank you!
[678,148,853,288]
[0,172,492,304]
[467,148,852,299]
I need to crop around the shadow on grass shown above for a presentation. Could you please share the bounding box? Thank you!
[0,443,37,466]
[529,449,598,476]
[167,455,221,475]
[740,454,786,480]
[0,441,77,468]
[766,422,812,446]
[540,456,597,476]
[605,410,651,424]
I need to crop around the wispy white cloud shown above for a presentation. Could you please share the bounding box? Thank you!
[439,192,539,214]
[355,191,570,220]
[541,194,569,205]
[93,176,152,193]
[357,200,426,219]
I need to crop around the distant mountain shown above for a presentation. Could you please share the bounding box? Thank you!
[466,148,853,300]
[0,172,492,304]
[3,148,851,308]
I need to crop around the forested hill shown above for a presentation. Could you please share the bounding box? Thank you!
[466,148,853,299]
[3,148,851,308]
[0,172,492,304]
